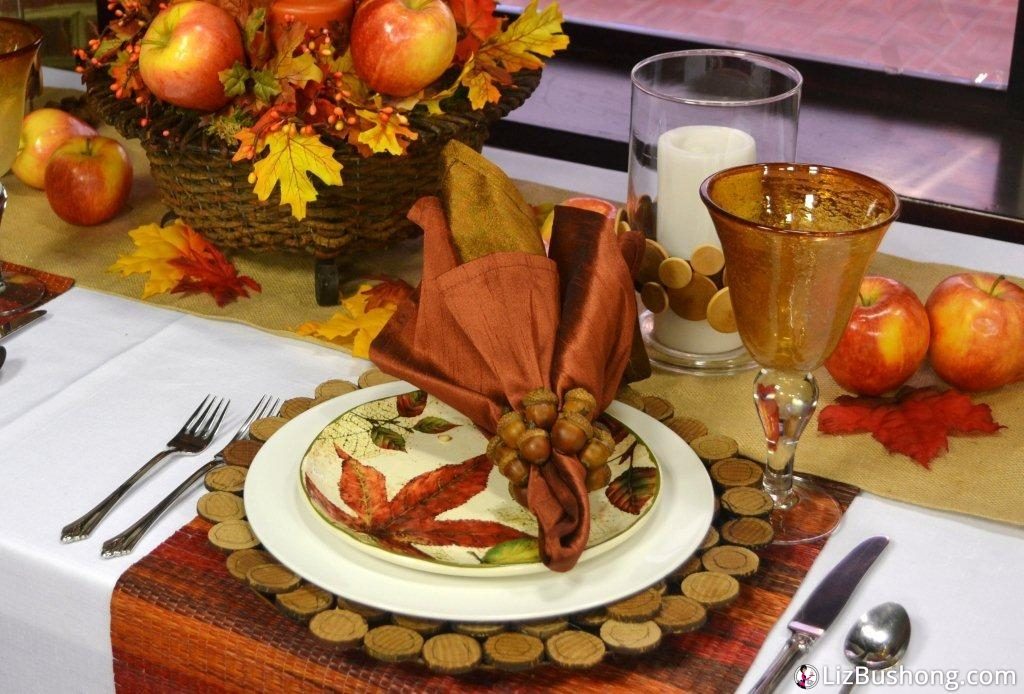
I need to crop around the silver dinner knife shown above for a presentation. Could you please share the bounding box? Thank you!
[0,309,46,339]
[749,535,889,694]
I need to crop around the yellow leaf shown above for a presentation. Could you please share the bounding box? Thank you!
[355,110,419,156]
[294,284,396,358]
[273,50,323,88]
[108,222,189,298]
[459,58,502,109]
[251,130,343,220]
[477,0,568,74]
[328,51,370,104]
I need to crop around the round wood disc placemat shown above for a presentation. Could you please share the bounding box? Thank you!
[206,368,780,673]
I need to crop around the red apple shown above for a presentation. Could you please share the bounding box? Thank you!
[926,273,1024,391]
[138,1,244,112]
[824,276,930,396]
[350,0,457,97]
[12,108,97,189]
[44,136,133,226]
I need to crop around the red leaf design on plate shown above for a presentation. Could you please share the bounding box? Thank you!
[335,443,391,526]
[818,386,1003,469]
[396,389,427,418]
[605,466,658,514]
[305,450,529,558]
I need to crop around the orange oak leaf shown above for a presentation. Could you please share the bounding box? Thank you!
[818,387,1002,469]
[305,449,529,558]
[294,283,395,357]
[169,227,262,307]
[450,0,501,62]
[363,276,414,311]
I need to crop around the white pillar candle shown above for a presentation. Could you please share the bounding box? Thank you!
[655,125,756,259]
[653,125,755,354]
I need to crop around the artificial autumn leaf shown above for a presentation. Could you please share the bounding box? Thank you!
[251,68,281,103]
[396,390,428,418]
[273,48,323,88]
[413,417,459,434]
[109,222,189,298]
[371,425,406,452]
[818,387,1003,469]
[450,0,501,62]
[108,49,147,98]
[109,221,260,306]
[476,0,568,74]
[251,129,343,219]
[460,59,503,109]
[169,226,261,307]
[294,283,395,357]
[304,450,528,559]
[355,109,419,156]
[482,538,541,565]
[364,276,414,311]
[219,62,250,98]
[605,466,658,514]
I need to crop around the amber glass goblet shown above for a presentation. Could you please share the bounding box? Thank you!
[0,19,44,316]
[700,164,900,544]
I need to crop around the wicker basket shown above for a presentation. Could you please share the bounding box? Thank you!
[85,67,540,301]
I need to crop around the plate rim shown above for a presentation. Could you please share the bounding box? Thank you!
[246,381,715,622]
[297,386,662,577]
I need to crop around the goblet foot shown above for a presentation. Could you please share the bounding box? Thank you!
[0,271,44,317]
[769,475,841,545]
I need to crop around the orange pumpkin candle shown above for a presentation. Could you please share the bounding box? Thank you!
[269,0,354,38]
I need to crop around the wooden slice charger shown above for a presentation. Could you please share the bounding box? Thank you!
[249,417,288,442]
[545,630,606,669]
[208,520,259,552]
[484,632,545,671]
[710,458,764,488]
[393,615,446,636]
[666,416,709,443]
[247,563,301,594]
[222,439,262,468]
[606,587,663,622]
[226,548,274,581]
[277,584,334,621]
[363,625,423,662]
[721,517,775,549]
[204,464,247,493]
[641,396,674,422]
[197,491,245,523]
[357,368,399,389]
[655,595,707,634]
[721,486,774,517]
[691,434,739,464]
[422,633,483,674]
[600,620,663,654]
[520,618,568,640]
[701,545,760,577]
[315,379,358,400]
[280,396,316,419]
[309,609,368,647]
[681,571,740,609]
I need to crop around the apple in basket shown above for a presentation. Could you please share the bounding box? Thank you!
[11,108,97,189]
[926,272,1024,391]
[824,276,930,396]
[138,1,245,112]
[350,0,458,97]
[44,135,133,226]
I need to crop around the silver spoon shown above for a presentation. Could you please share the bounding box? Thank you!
[839,602,911,693]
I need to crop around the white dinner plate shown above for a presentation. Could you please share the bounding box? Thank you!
[246,381,714,622]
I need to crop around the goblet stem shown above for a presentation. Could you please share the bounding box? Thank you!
[753,368,818,509]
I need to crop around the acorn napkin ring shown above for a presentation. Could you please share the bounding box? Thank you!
[488,387,614,501]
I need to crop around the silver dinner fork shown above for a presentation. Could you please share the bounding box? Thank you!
[100,395,280,558]
[60,395,230,543]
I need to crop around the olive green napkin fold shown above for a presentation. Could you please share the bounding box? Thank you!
[441,141,545,263]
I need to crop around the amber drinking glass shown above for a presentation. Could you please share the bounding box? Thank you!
[700,164,900,544]
[0,18,44,316]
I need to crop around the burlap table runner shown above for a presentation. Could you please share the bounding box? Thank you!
[2,135,1021,527]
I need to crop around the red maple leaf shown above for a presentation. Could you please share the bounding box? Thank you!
[818,387,1002,469]
[169,227,261,307]
[362,276,414,311]
[304,445,528,558]
[449,0,502,62]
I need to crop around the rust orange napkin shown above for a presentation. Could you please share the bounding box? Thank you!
[371,142,641,571]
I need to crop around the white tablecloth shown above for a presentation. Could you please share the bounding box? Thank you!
[1,150,1023,693]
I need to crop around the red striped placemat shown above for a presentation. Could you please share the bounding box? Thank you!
[110,478,858,692]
